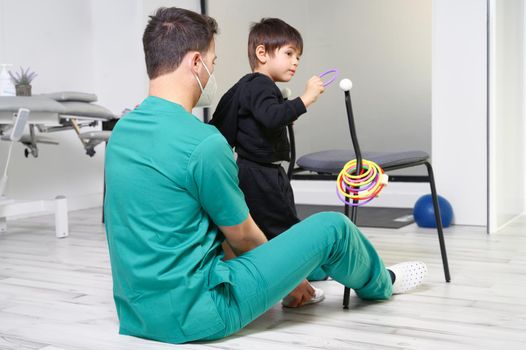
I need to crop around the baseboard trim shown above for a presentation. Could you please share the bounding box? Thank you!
[2,193,103,220]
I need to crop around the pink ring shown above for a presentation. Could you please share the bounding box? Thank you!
[319,69,339,87]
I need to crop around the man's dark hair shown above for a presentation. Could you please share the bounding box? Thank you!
[143,7,218,79]
[248,18,303,71]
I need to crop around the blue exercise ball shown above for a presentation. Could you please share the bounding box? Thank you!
[413,194,453,228]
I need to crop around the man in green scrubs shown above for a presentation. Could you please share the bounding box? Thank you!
[104,7,427,345]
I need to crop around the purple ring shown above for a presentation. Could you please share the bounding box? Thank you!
[319,69,339,87]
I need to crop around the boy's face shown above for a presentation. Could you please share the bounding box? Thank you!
[264,44,301,83]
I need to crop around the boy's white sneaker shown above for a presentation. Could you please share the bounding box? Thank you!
[388,261,428,294]
[282,287,325,307]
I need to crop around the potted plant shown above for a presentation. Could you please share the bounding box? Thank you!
[8,66,37,96]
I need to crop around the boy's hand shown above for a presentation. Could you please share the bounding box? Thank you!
[282,279,315,307]
[300,76,325,108]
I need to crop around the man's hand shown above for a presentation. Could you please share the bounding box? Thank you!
[221,241,236,261]
[283,280,315,308]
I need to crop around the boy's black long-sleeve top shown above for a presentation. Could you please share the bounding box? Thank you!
[210,73,307,163]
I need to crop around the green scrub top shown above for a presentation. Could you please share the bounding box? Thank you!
[104,96,249,343]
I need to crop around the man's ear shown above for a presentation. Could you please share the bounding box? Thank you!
[189,52,202,73]
[255,45,267,65]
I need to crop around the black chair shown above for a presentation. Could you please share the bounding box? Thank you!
[287,79,450,309]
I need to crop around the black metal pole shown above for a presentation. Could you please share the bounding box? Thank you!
[345,91,362,170]
[342,89,363,309]
[200,0,210,123]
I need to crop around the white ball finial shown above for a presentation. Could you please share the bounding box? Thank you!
[281,87,292,99]
[339,79,353,91]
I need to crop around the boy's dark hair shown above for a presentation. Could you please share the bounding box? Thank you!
[248,18,303,71]
[143,7,218,79]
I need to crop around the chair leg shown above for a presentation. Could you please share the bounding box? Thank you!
[342,163,451,310]
[425,162,451,282]
[343,204,358,309]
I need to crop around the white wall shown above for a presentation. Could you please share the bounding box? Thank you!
[90,0,146,114]
[3,1,520,228]
[488,0,525,232]
[209,0,493,225]
[208,0,432,176]
[292,0,492,225]
[0,0,96,93]
[432,0,488,226]
[91,0,202,113]
[0,0,104,210]
[0,0,200,213]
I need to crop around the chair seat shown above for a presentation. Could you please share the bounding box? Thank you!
[296,149,429,174]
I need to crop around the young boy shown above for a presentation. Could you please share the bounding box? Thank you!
[212,18,323,238]
[211,18,327,299]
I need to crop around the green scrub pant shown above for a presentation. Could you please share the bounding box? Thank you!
[203,212,393,341]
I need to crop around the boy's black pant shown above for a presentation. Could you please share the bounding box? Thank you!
[237,157,300,240]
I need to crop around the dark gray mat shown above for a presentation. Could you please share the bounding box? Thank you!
[296,204,414,229]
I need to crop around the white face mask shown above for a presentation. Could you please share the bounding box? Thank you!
[194,58,217,108]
